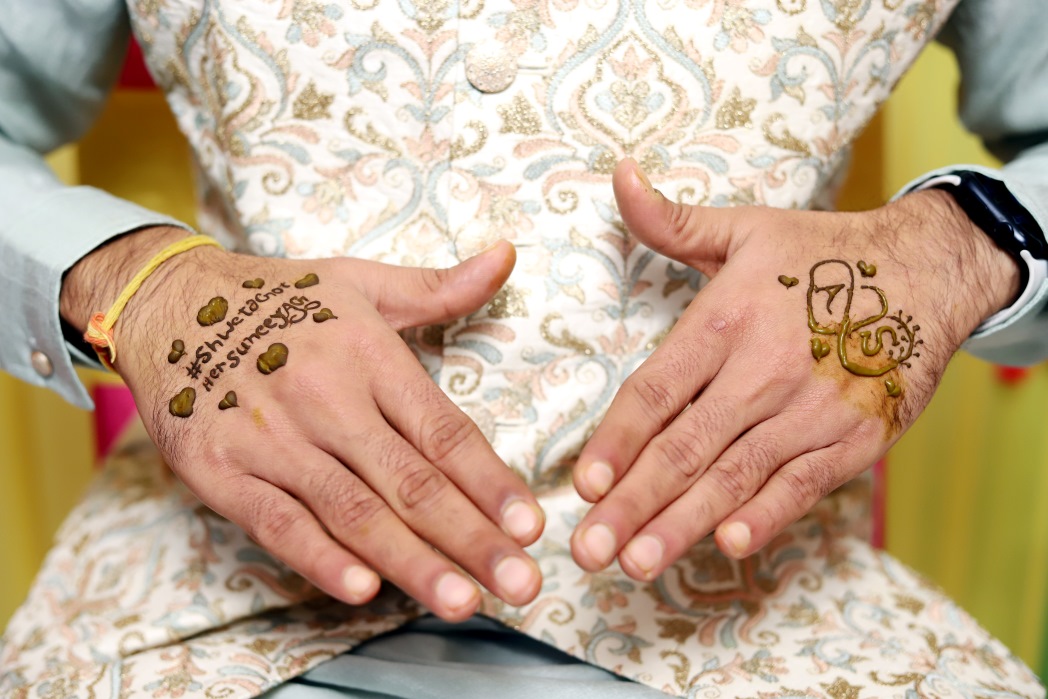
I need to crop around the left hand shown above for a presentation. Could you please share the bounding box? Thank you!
[570,158,1019,579]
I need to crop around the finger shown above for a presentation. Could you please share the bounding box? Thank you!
[615,416,821,581]
[348,240,517,331]
[375,352,545,547]
[612,158,749,270]
[573,304,730,503]
[310,406,541,609]
[714,442,863,559]
[276,452,487,621]
[216,474,382,606]
[572,374,757,571]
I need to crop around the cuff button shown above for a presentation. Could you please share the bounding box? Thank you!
[31,350,54,378]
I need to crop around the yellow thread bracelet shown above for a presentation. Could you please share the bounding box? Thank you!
[84,235,223,370]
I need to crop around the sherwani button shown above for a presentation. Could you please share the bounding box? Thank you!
[31,350,53,378]
[465,40,517,93]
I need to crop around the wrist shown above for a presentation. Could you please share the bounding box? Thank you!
[60,226,227,375]
[891,189,1021,341]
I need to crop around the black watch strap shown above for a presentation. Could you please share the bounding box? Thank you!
[923,172,1047,288]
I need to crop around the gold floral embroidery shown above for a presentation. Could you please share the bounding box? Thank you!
[293,81,335,120]
[487,285,531,318]
[498,94,543,135]
[715,86,756,129]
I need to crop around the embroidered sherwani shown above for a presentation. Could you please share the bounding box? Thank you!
[1,0,1046,697]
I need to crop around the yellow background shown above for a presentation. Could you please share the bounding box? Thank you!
[2,44,1046,675]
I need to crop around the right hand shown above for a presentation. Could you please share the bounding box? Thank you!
[61,228,544,621]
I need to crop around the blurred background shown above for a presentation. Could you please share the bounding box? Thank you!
[2,40,1046,677]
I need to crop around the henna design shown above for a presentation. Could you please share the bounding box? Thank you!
[782,260,923,398]
[218,391,239,410]
[242,278,265,289]
[257,343,289,374]
[312,308,337,322]
[168,340,186,364]
[197,297,229,326]
[778,275,799,288]
[169,387,196,417]
[294,273,319,288]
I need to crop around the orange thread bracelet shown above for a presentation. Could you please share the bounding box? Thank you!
[84,235,223,370]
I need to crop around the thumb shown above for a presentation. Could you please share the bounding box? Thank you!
[351,240,517,330]
[613,158,743,270]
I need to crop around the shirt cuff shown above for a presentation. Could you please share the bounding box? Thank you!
[894,164,1048,366]
[0,185,192,409]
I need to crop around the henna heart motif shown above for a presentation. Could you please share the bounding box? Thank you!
[257,343,289,375]
[169,387,196,417]
[168,339,185,364]
[197,297,229,326]
[294,273,319,289]
[218,391,239,409]
[312,308,337,322]
[810,338,831,360]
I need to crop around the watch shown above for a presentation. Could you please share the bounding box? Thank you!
[915,171,1048,331]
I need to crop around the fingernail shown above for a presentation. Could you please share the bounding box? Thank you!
[581,523,617,567]
[494,556,538,601]
[436,571,479,612]
[478,239,505,255]
[719,522,751,558]
[502,500,541,541]
[583,461,615,498]
[633,162,653,192]
[343,565,380,600]
[621,535,664,577]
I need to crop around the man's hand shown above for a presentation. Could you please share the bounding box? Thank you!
[61,229,544,621]
[570,159,1019,580]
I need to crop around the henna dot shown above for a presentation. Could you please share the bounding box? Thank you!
[218,391,239,410]
[169,387,196,418]
[197,297,229,326]
[257,343,289,375]
[857,260,877,278]
[777,275,799,288]
[294,273,320,288]
[168,339,186,364]
[885,379,902,398]
[313,308,337,323]
[242,278,265,289]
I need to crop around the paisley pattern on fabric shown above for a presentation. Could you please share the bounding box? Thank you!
[2,0,1043,696]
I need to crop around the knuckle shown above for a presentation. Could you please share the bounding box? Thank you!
[245,496,302,549]
[308,468,384,534]
[661,201,695,249]
[779,457,836,511]
[418,411,474,464]
[653,432,704,481]
[396,467,450,512]
[419,266,449,297]
[331,486,384,534]
[630,374,679,418]
[711,461,752,504]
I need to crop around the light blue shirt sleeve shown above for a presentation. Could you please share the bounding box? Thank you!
[0,0,191,409]
[896,0,1048,366]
